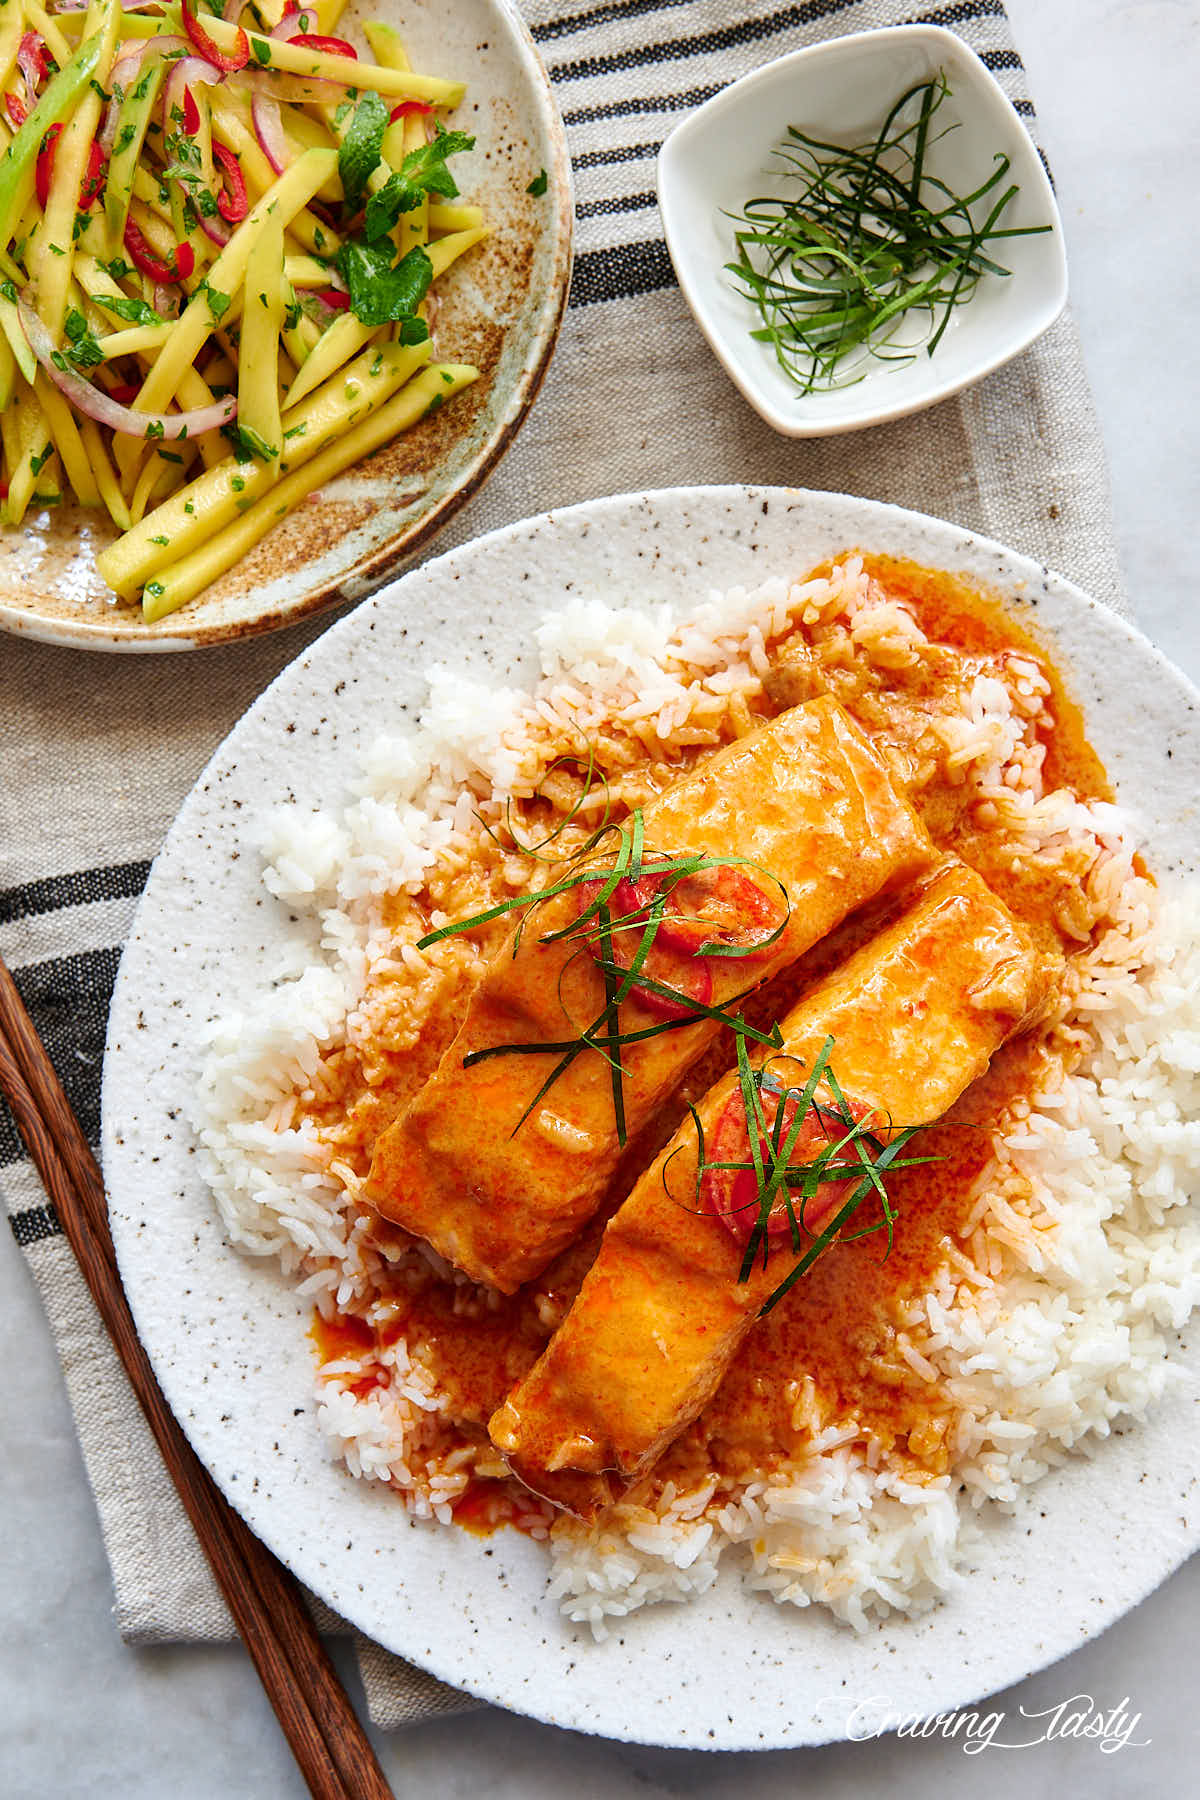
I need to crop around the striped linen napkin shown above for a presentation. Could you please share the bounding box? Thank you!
[0,0,1130,1733]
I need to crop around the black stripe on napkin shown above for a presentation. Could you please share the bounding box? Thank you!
[0,946,120,1170]
[0,859,151,926]
[574,140,661,169]
[10,1202,61,1247]
[569,238,677,307]
[539,0,1003,48]
[577,192,658,220]
[533,0,693,44]
[912,0,1006,28]
[562,82,722,126]
[547,0,869,83]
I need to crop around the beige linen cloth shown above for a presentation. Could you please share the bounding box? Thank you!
[0,0,1130,1732]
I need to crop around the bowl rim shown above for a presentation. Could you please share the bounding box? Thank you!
[656,23,1068,440]
[0,0,575,654]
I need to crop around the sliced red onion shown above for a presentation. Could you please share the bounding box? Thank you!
[161,53,220,130]
[17,33,45,108]
[250,89,292,175]
[268,4,316,40]
[17,292,237,439]
[196,209,230,248]
[107,34,189,99]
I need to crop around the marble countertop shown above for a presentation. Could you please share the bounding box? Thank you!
[5,1,1199,1794]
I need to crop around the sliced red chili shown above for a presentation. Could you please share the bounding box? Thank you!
[5,92,28,130]
[389,100,433,122]
[182,85,201,135]
[124,218,195,285]
[181,0,249,73]
[103,382,141,406]
[36,127,106,211]
[288,32,356,56]
[314,285,349,310]
[212,141,248,224]
[575,876,714,1021]
[34,123,59,209]
[703,1085,872,1245]
[639,864,786,961]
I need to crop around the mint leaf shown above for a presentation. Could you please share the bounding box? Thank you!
[339,91,388,213]
[363,126,475,244]
[335,240,433,328]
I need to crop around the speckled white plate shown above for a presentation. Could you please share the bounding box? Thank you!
[0,0,572,652]
[102,487,1200,1749]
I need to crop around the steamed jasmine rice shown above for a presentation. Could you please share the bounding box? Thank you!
[193,557,1200,1636]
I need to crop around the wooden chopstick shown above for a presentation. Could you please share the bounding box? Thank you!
[0,956,396,1800]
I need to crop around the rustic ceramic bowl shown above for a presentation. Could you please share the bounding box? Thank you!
[0,0,572,651]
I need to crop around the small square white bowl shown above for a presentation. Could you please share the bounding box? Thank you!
[657,25,1068,437]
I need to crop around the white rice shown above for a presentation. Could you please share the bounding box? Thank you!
[192,562,1200,1636]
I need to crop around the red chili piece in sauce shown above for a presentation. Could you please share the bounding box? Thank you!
[703,1084,873,1245]
[575,864,782,1022]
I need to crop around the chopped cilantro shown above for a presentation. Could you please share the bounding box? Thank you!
[63,309,105,369]
[30,445,54,476]
[238,425,278,460]
[150,534,170,546]
[90,292,163,327]
[251,36,271,65]
[201,281,232,321]
[526,167,548,196]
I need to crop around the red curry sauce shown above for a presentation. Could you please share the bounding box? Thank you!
[311,559,1114,1529]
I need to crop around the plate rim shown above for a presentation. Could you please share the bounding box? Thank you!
[101,483,1200,1747]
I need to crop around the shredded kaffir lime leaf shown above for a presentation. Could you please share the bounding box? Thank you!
[725,72,1052,395]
